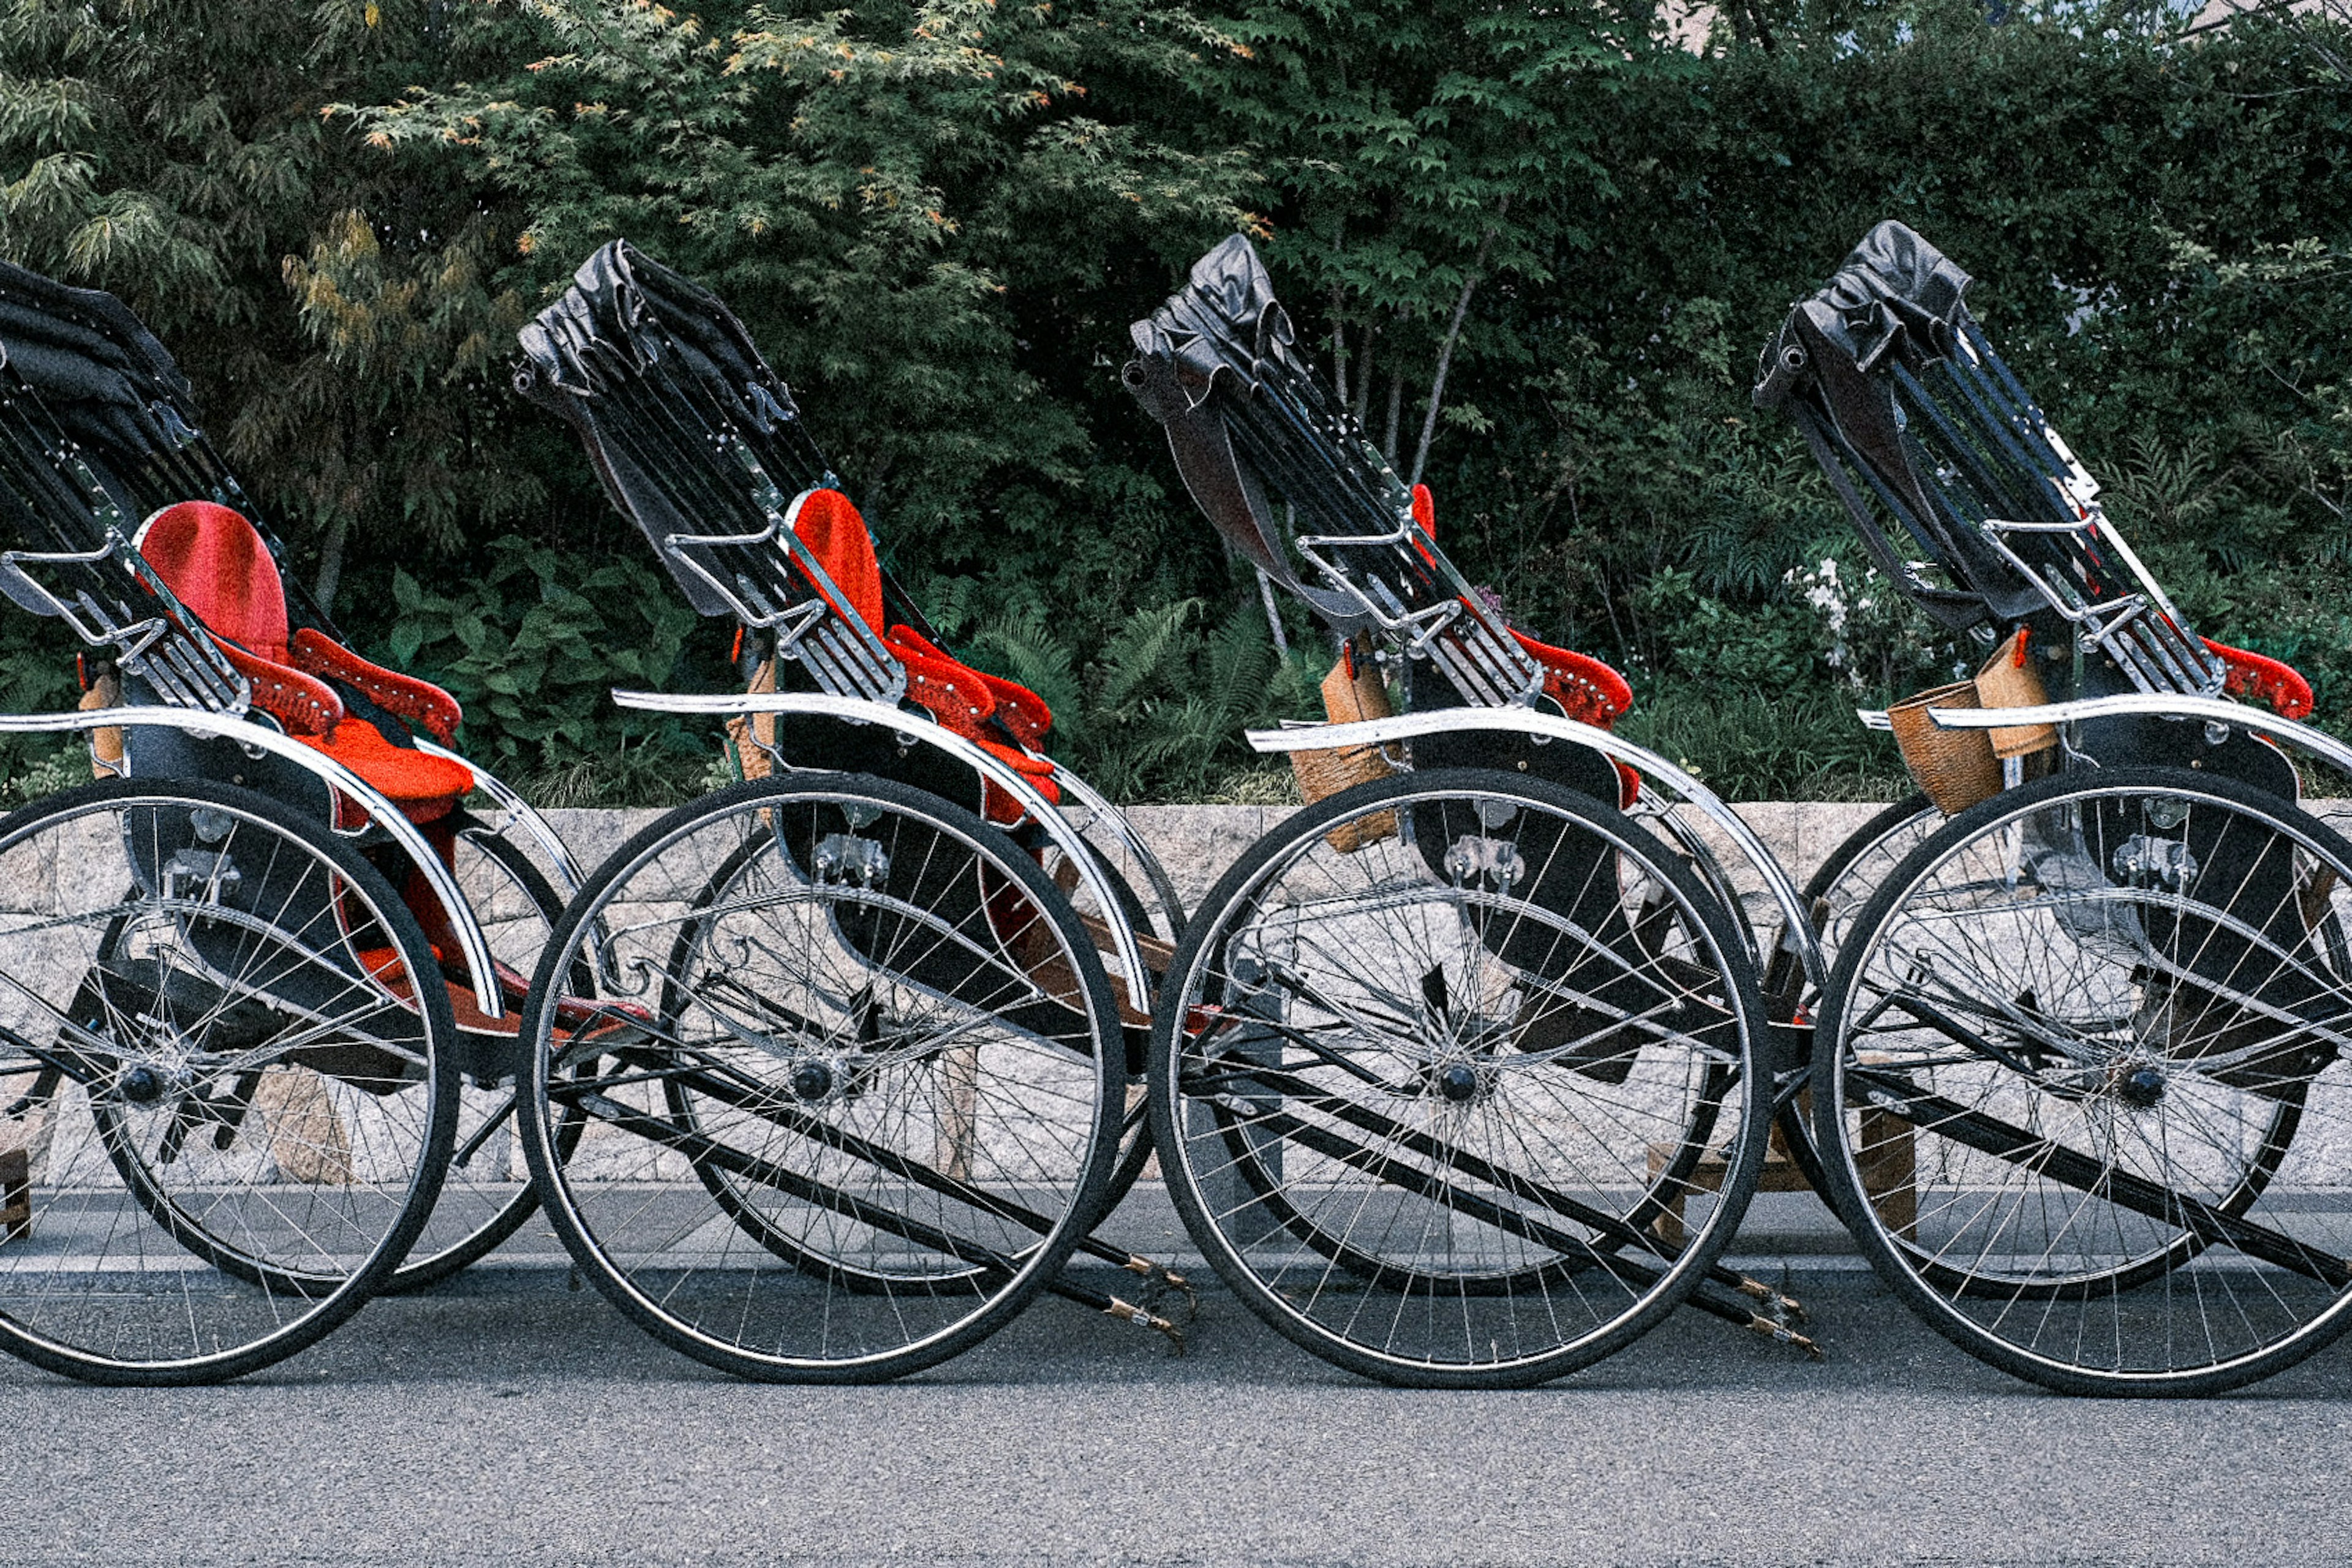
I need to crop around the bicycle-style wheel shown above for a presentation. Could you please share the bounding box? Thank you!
[517,773,1123,1381]
[1816,766,2352,1394]
[1149,769,1771,1387]
[1761,793,1939,1199]
[0,778,458,1383]
[382,823,576,1291]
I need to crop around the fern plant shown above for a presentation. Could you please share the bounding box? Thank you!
[968,594,1325,802]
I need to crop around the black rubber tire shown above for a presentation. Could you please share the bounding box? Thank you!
[1148,767,1771,1388]
[1814,765,2352,1396]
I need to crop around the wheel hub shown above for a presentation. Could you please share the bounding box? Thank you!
[2116,1062,2166,1109]
[118,1064,169,1103]
[111,1025,198,1106]
[790,1060,837,1102]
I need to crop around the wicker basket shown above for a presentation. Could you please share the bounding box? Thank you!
[1291,651,1400,853]
[1888,631,2061,815]
[78,673,122,778]
[1888,680,2000,816]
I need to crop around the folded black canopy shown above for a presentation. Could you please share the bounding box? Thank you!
[0,259,195,463]
[1757,219,2223,704]
[514,240,838,619]
[1753,220,2054,632]
[1125,233,1405,632]
[0,258,316,632]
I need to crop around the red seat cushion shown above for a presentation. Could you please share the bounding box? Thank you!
[791,489,889,631]
[786,489,1060,821]
[138,501,472,820]
[299,717,474,823]
[137,500,293,663]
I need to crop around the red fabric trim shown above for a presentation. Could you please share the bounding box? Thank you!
[893,636,998,732]
[213,641,341,736]
[138,501,292,662]
[289,627,462,744]
[2204,638,2315,721]
[791,489,888,630]
[891,625,1055,746]
[1507,628,1634,729]
[1411,483,1436,538]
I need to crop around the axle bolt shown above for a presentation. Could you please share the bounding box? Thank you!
[790,1062,834,1102]
[1436,1065,1480,1104]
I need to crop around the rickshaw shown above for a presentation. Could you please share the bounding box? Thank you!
[1757,221,2352,1395]
[507,241,1189,1382]
[1123,235,1818,1387]
[0,260,582,1383]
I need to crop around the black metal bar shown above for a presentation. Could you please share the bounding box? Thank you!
[1847,1063,2352,1289]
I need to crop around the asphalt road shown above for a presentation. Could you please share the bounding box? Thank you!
[0,1258,2345,1568]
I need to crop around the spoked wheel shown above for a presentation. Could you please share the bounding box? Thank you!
[0,778,458,1384]
[1817,766,2352,1395]
[517,773,1124,1382]
[1148,769,1772,1387]
[1761,793,1940,1200]
[1035,844,1174,1226]
[380,824,578,1292]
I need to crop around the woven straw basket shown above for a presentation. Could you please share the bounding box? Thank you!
[1291,652,1399,853]
[1887,631,2056,815]
[78,673,123,777]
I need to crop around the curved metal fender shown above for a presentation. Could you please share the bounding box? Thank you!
[415,736,586,896]
[1244,708,1823,989]
[1033,764,1184,939]
[1926,693,2352,780]
[0,706,505,1016]
[611,688,1159,1007]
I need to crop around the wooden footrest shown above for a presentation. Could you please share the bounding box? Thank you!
[1645,1110,1916,1245]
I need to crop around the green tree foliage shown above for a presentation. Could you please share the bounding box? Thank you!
[0,0,2350,801]
[1352,0,2352,793]
[1204,0,1675,480]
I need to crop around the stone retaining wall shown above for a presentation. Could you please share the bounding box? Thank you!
[542,799,1901,922]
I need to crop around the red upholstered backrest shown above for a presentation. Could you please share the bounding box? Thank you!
[790,488,885,633]
[137,501,290,662]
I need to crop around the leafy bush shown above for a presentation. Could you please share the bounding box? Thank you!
[945,589,1329,802]
[377,537,712,793]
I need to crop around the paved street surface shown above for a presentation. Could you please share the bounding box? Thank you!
[0,1256,2345,1567]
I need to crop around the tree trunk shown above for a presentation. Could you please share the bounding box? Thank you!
[1409,198,1509,488]
[1352,322,1376,429]
[1383,371,1404,467]
[313,515,349,612]
[1332,286,1349,407]
[1257,568,1289,655]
